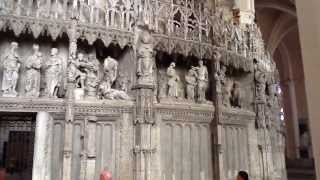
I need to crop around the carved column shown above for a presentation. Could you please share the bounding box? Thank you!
[62,16,78,180]
[32,112,53,180]
[212,50,225,180]
[133,25,159,180]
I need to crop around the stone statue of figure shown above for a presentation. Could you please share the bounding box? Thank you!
[99,56,130,100]
[254,60,267,128]
[167,62,180,98]
[69,53,87,88]
[185,67,197,101]
[44,48,63,98]
[84,54,100,98]
[103,56,118,87]
[1,42,21,97]
[25,44,42,97]
[255,61,267,102]
[136,30,155,85]
[196,60,209,103]
[230,82,241,108]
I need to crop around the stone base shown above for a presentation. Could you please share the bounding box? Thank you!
[2,91,18,97]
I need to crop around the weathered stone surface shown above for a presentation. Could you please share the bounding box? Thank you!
[0,1,285,180]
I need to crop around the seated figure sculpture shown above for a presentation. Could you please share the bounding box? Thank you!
[99,56,130,100]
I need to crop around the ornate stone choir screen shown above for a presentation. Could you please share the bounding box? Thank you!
[0,0,286,180]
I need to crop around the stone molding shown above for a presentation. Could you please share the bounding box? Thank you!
[221,107,255,126]
[155,103,214,123]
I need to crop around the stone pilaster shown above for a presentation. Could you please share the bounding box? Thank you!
[212,51,225,180]
[62,16,78,180]
[133,24,159,180]
[133,85,157,180]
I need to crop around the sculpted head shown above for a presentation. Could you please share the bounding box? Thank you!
[221,65,226,73]
[199,60,204,66]
[11,42,18,50]
[51,48,58,56]
[170,62,176,68]
[78,53,84,60]
[33,44,40,52]
[88,54,96,60]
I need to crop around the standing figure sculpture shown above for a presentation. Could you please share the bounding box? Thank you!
[230,82,241,108]
[196,60,209,103]
[167,62,180,98]
[185,67,197,101]
[25,44,42,97]
[254,60,267,128]
[44,48,63,98]
[1,42,21,97]
[136,30,155,85]
[84,54,100,98]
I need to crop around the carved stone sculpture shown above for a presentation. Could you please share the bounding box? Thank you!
[185,67,197,101]
[255,61,267,128]
[136,30,155,85]
[74,53,87,88]
[255,61,267,102]
[230,82,241,108]
[84,54,100,98]
[166,62,180,98]
[103,56,118,88]
[1,42,20,97]
[196,60,209,103]
[25,44,42,97]
[99,56,130,100]
[44,48,63,98]
[99,81,130,100]
[215,64,230,107]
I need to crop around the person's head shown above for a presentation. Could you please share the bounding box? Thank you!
[237,171,249,180]
[170,62,176,68]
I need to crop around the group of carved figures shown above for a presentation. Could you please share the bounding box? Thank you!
[1,42,62,98]
[254,60,281,129]
[68,52,130,100]
[0,42,130,100]
[163,60,209,103]
[215,64,242,108]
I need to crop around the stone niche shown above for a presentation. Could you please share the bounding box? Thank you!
[0,31,69,98]
[155,52,214,105]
